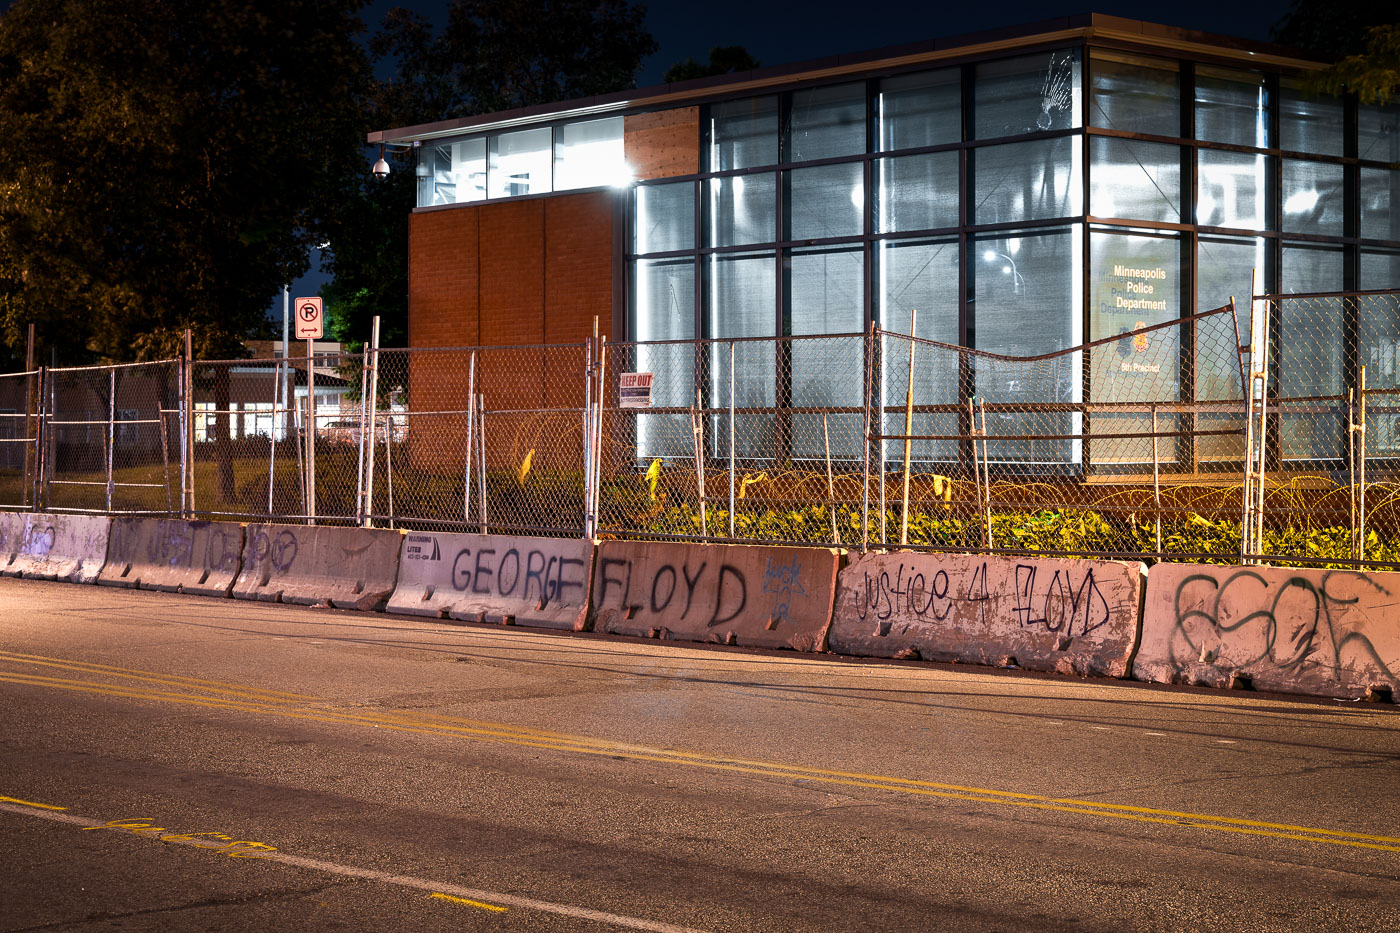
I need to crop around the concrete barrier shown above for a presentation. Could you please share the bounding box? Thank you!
[387,532,593,630]
[0,512,111,584]
[232,523,402,611]
[590,540,839,651]
[98,518,244,597]
[828,551,1146,677]
[0,511,23,569]
[1135,563,1400,700]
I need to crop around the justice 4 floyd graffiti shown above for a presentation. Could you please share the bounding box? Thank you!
[853,554,1122,640]
[1163,567,1400,689]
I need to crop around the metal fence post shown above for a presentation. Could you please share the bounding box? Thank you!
[463,350,476,524]
[105,368,116,512]
[582,328,594,539]
[184,329,194,518]
[34,365,47,511]
[729,340,736,541]
[361,317,381,528]
[900,310,917,547]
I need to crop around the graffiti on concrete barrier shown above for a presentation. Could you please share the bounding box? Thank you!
[596,557,750,629]
[1171,569,1398,684]
[108,520,238,574]
[251,528,298,574]
[1013,564,1110,636]
[449,546,587,609]
[20,524,55,558]
[762,555,806,628]
[857,559,1110,638]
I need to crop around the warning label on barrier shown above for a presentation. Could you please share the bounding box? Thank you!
[619,372,654,408]
[404,534,441,561]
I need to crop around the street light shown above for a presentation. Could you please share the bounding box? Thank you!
[982,249,1024,295]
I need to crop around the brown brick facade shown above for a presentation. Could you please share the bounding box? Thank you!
[406,190,616,472]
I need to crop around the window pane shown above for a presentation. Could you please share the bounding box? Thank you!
[488,128,552,198]
[1196,235,1265,407]
[971,226,1083,465]
[1359,272,1400,456]
[1197,149,1272,230]
[877,237,960,461]
[633,257,696,460]
[1282,159,1344,236]
[709,96,778,171]
[1088,229,1182,465]
[707,172,776,247]
[420,138,486,207]
[972,137,1081,224]
[554,117,625,190]
[879,68,960,150]
[635,182,694,254]
[875,151,958,233]
[788,82,865,162]
[1280,79,1343,156]
[786,162,863,240]
[633,258,694,342]
[1090,137,1181,224]
[789,245,864,459]
[1278,245,1345,460]
[1195,66,1269,148]
[973,49,1081,139]
[1359,101,1400,163]
[709,251,776,457]
[1088,50,1179,136]
[1363,248,1400,290]
[1362,168,1400,242]
[1282,242,1343,293]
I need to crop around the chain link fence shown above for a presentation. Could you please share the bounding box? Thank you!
[368,344,588,535]
[4,288,1398,569]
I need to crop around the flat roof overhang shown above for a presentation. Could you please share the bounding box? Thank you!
[368,13,1327,147]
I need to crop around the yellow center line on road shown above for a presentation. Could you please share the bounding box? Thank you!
[3,668,1399,855]
[430,892,509,912]
[0,650,315,702]
[0,795,67,810]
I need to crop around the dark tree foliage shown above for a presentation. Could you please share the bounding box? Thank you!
[662,46,761,84]
[372,0,658,125]
[0,0,371,364]
[323,0,658,349]
[1270,0,1395,62]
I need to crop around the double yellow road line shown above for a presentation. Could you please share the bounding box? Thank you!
[2,649,1398,854]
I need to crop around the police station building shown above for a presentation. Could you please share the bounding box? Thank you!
[372,14,1400,470]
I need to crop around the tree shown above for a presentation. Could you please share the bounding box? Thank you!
[663,46,761,84]
[0,0,372,365]
[321,0,658,348]
[1309,25,1400,105]
[1271,0,1395,63]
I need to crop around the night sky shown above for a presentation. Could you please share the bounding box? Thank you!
[367,0,1301,88]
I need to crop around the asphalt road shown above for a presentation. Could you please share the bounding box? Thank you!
[1,576,1397,932]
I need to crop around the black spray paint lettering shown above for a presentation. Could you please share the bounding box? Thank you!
[1012,564,1110,636]
[858,563,954,634]
[598,558,747,627]
[450,547,586,607]
[1171,569,1396,683]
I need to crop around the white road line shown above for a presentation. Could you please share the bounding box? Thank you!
[0,800,705,933]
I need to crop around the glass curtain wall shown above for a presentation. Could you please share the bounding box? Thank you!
[626,41,1400,472]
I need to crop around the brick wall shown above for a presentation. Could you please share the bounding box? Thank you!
[406,189,615,473]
